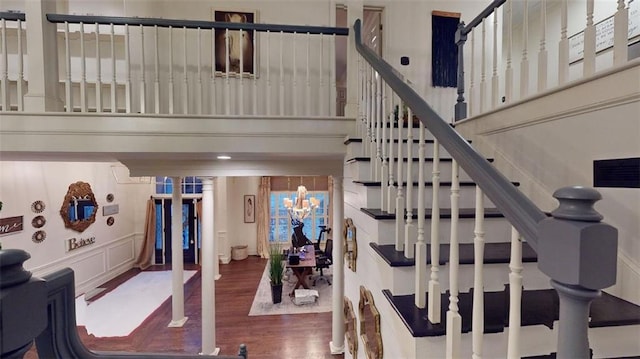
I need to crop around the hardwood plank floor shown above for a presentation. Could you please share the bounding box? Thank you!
[27,256,343,359]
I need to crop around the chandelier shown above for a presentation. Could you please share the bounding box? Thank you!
[283,185,319,222]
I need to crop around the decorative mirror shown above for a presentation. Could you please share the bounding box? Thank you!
[344,296,358,357]
[343,218,357,271]
[59,181,98,232]
[359,286,383,359]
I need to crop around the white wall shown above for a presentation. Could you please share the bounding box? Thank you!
[0,161,153,295]
[227,176,260,256]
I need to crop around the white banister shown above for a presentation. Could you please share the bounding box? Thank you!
[614,0,629,65]
[124,24,132,113]
[110,23,117,113]
[538,1,548,92]
[139,24,146,114]
[380,80,388,212]
[415,121,427,308]
[63,22,73,111]
[446,160,461,359]
[428,139,441,324]
[279,31,284,115]
[491,8,499,108]
[472,185,485,359]
[239,29,244,116]
[154,25,160,114]
[0,18,7,111]
[292,32,298,116]
[520,0,529,99]
[558,0,569,85]
[395,99,405,252]
[210,28,216,115]
[306,32,311,116]
[169,26,175,114]
[404,107,415,259]
[16,18,24,111]
[507,227,523,359]
[95,24,102,113]
[197,28,203,115]
[182,27,188,114]
[80,22,87,112]
[584,0,596,76]
[480,19,486,113]
[387,91,396,214]
[505,0,513,103]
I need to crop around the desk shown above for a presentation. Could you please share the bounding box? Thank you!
[286,245,316,297]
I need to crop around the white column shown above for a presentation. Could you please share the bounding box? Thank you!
[23,0,63,111]
[200,178,220,354]
[169,176,188,327]
[330,175,345,354]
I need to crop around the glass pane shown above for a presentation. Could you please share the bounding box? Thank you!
[277,218,289,243]
[164,178,173,193]
[182,204,189,249]
[269,218,276,242]
[195,177,203,193]
[155,203,163,249]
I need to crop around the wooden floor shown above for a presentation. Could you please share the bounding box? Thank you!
[27,256,343,359]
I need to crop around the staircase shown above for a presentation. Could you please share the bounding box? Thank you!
[343,122,640,358]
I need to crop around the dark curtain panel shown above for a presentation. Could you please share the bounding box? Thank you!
[432,13,460,88]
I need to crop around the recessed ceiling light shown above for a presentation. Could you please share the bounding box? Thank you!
[217,155,231,160]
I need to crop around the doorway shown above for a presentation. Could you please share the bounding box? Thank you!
[154,198,201,265]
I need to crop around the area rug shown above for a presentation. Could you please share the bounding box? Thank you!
[248,262,333,316]
[75,270,197,337]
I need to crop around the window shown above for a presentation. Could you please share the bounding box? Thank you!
[269,191,330,245]
[155,176,203,194]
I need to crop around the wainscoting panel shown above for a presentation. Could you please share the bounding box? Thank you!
[107,238,135,271]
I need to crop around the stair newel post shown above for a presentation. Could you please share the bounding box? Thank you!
[387,90,396,214]
[538,186,617,359]
[472,185,485,359]
[446,159,462,358]
[415,120,427,308]
[507,227,523,359]
[428,139,441,324]
[394,99,405,251]
[380,80,389,211]
[404,107,415,259]
[454,21,467,121]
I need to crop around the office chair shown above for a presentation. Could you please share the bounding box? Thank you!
[313,238,333,286]
[314,226,331,255]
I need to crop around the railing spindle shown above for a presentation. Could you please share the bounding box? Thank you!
[472,185,485,359]
[380,79,388,211]
[505,0,513,103]
[387,89,396,215]
[492,8,499,108]
[375,72,382,182]
[319,34,324,117]
[520,0,529,99]
[95,23,102,113]
[279,31,284,115]
[584,0,596,76]
[292,31,297,116]
[154,25,160,114]
[415,120,427,308]
[266,30,271,115]
[225,28,231,115]
[559,0,569,85]
[507,227,523,359]
[16,18,24,111]
[395,98,405,251]
[480,19,486,113]
[210,28,216,115]
[365,66,372,161]
[614,0,629,65]
[110,23,117,113]
[139,24,146,114]
[169,26,175,114]
[306,32,311,116]
[182,26,188,114]
[197,28,203,115]
[446,159,461,359]
[538,1,548,92]
[404,107,415,259]
[252,29,258,115]
[331,33,336,116]
[124,24,132,113]
[0,18,8,111]
[239,29,244,116]
[80,22,87,112]
[428,138,441,324]
[469,29,475,117]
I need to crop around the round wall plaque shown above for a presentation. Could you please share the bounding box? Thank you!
[106,193,114,203]
[32,215,46,228]
[107,216,115,226]
[31,200,45,213]
[32,230,46,243]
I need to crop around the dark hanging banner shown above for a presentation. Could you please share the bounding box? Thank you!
[432,11,461,88]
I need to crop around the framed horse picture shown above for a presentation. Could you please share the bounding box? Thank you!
[213,9,257,76]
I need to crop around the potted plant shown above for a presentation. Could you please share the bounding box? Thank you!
[269,244,285,304]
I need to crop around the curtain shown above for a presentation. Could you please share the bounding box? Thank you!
[256,176,271,258]
[134,198,156,270]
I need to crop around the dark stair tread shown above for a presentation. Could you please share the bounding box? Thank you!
[353,180,520,187]
[384,287,640,338]
[370,242,538,267]
[362,207,506,220]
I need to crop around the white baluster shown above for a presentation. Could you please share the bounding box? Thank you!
[614,0,629,66]
[395,99,405,252]
[225,28,231,115]
[375,73,382,182]
[110,23,117,113]
[1,18,8,111]
[279,31,284,115]
[210,28,216,115]
[415,121,427,308]
[584,0,596,76]
[319,34,324,117]
[480,19,486,113]
[446,160,461,359]
[292,32,297,116]
[520,0,529,98]
[139,24,146,114]
[472,186,485,359]
[380,81,388,211]
[125,24,132,113]
[95,23,102,113]
[365,66,372,160]
[492,8,499,108]
[507,227,523,359]
[197,28,203,115]
[239,29,244,116]
[306,32,311,116]
[469,30,475,116]
[16,19,24,111]
[428,139,441,324]
[154,25,160,114]
[538,1,548,92]
[266,30,271,115]
[252,29,258,115]
[182,27,188,114]
[331,33,336,116]
[505,0,513,103]
[404,107,415,259]
[387,91,396,215]
[80,22,87,112]
[558,0,569,85]
[169,26,175,114]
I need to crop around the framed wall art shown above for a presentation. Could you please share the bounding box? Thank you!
[213,9,257,75]
[244,194,255,223]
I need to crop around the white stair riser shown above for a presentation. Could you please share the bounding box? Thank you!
[347,159,473,183]
[346,180,495,209]
[346,140,452,160]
